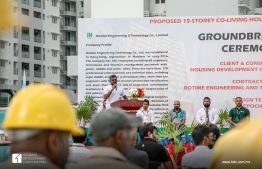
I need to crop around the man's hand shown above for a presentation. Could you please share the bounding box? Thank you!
[206,122,211,127]
[234,123,238,127]
[112,83,117,90]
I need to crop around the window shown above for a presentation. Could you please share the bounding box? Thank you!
[0,41,5,49]
[52,33,58,41]
[22,27,30,40]
[52,50,57,57]
[43,65,45,78]
[14,43,18,56]
[81,1,83,7]
[52,67,57,74]
[0,60,5,67]
[34,29,41,43]
[0,79,6,85]
[22,62,30,76]
[14,62,18,75]
[52,16,57,24]
[34,46,41,60]
[43,14,45,20]
[22,44,30,58]
[34,0,41,8]
[52,0,57,7]
[43,31,45,43]
[161,0,165,3]
[34,11,41,19]
[13,26,18,38]
[21,8,29,16]
[34,64,41,78]
[43,48,45,61]
[155,0,159,4]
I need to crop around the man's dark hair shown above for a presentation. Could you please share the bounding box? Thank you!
[109,75,117,80]
[138,124,157,139]
[143,99,149,105]
[203,97,210,101]
[192,125,212,145]
[208,127,220,149]
[72,127,87,143]
[235,97,242,100]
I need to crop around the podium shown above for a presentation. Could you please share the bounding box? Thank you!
[111,100,143,115]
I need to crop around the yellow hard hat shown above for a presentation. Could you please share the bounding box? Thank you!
[209,116,262,169]
[2,84,83,136]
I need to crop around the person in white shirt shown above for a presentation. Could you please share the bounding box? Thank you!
[103,75,127,109]
[136,99,155,125]
[196,97,219,128]
[68,127,91,163]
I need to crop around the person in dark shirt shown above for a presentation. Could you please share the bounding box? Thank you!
[135,125,172,169]
[125,128,148,169]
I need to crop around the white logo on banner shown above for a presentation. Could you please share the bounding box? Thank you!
[12,154,22,163]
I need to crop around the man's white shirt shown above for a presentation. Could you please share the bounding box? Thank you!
[196,107,219,125]
[136,108,155,124]
[104,85,125,109]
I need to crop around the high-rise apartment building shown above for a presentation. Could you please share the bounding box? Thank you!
[0,0,61,91]
[0,0,82,94]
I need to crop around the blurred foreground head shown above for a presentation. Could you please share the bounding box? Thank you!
[209,116,262,169]
[90,108,142,155]
[0,0,15,33]
[2,84,83,169]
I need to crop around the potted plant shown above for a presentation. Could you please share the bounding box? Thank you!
[155,112,186,162]
[75,96,98,127]
[217,108,229,133]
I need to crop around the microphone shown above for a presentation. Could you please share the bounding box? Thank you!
[115,83,117,90]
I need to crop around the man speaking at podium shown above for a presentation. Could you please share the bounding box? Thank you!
[103,75,127,109]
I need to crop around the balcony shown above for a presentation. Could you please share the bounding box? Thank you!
[60,55,67,60]
[34,71,41,78]
[34,53,41,60]
[60,25,77,31]
[22,34,30,41]
[144,11,149,17]
[254,8,262,15]
[238,0,251,11]
[60,10,76,16]
[60,70,67,74]
[22,52,29,58]
[34,0,41,8]
[60,40,77,46]
[79,11,83,16]
[21,0,29,5]
[34,36,41,43]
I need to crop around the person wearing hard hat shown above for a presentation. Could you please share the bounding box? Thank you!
[209,116,262,169]
[1,84,84,169]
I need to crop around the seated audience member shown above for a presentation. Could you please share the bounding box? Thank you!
[208,126,220,149]
[181,125,214,169]
[209,116,262,169]
[68,127,91,163]
[125,128,148,169]
[69,108,142,169]
[136,99,155,125]
[135,125,172,169]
